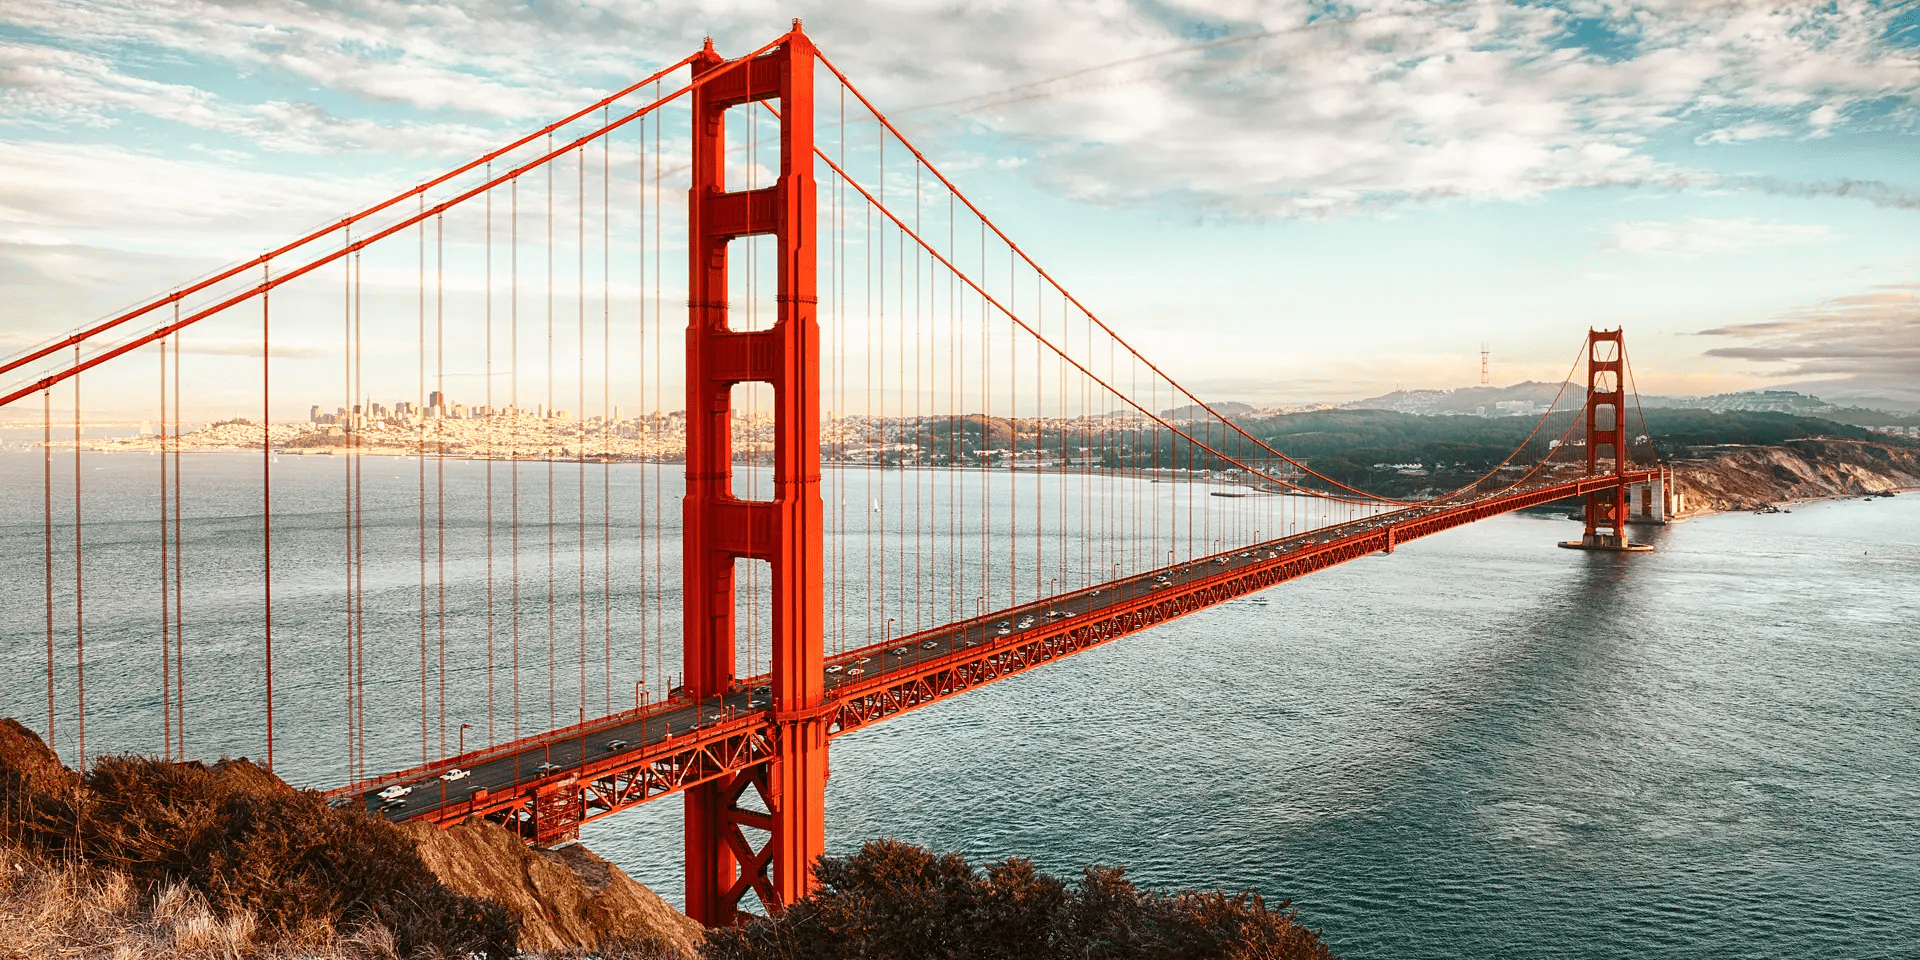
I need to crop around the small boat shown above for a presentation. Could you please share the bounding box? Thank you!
[1210,491,1249,498]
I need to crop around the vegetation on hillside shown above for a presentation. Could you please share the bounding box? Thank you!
[706,839,1338,960]
[1230,407,1897,497]
[1,718,515,958]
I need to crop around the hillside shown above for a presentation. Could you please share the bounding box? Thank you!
[0,718,697,959]
[1231,407,1910,499]
[1667,439,1920,514]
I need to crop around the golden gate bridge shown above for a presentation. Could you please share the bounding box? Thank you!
[1,23,1665,926]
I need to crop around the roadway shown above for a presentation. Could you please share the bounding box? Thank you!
[337,470,1638,827]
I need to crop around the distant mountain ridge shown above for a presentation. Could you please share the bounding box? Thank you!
[1344,384,1920,421]
[1342,381,1567,416]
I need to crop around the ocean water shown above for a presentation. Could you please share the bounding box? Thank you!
[590,494,1920,959]
[2,447,1915,958]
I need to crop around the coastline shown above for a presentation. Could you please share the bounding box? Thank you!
[1666,437,1920,519]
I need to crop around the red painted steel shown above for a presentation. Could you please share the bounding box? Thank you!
[0,38,804,413]
[340,469,1656,860]
[681,25,825,924]
[1579,329,1632,547]
[0,55,703,388]
[9,26,1670,926]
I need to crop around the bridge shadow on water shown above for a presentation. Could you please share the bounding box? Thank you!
[1226,514,1881,960]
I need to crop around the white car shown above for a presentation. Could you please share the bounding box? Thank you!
[891,646,907,655]
[922,640,940,649]
[535,761,563,774]
[826,664,843,673]
[377,785,413,801]
[440,768,469,782]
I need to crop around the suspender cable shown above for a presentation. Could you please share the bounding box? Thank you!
[486,169,497,748]
[419,197,430,766]
[547,137,557,732]
[512,175,523,742]
[0,54,703,387]
[343,232,356,780]
[43,390,53,751]
[174,326,185,762]
[437,212,448,760]
[569,364,590,733]
[635,110,648,704]
[160,340,170,762]
[263,262,275,772]
[73,350,85,773]
[352,249,365,780]
[578,146,588,725]
[652,82,665,701]
[602,109,612,716]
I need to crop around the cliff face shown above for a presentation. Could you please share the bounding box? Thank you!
[402,818,705,958]
[1671,438,1920,515]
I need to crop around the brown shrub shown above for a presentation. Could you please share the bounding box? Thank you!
[0,720,515,959]
[705,838,1338,960]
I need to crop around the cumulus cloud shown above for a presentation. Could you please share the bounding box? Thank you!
[1700,283,1920,400]
[1605,217,1831,257]
[0,141,386,244]
[2,0,1916,219]
[0,40,506,156]
[1694,121,1791,145]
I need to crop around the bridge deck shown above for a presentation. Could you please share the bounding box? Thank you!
[329,470,1656,842]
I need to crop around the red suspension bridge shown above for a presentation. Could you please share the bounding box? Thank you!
[1,24,1667,926]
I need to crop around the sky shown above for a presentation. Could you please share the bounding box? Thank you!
[3,0,1918,415]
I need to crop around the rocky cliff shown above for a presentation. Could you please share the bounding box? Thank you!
[1670,438,1920,515]
[403,818,706,958]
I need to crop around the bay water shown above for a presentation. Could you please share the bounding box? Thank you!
[2,446,1914,958]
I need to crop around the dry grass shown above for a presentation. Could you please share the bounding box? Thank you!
[0,838,405,959]
[0,837,698,959]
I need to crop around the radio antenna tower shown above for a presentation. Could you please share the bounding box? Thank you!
[1480,342,1490,385]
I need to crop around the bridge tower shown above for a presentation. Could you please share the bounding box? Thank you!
[683,24,827,923]
[1562,328,1651,552]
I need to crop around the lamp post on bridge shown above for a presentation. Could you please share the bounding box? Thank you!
[458,723,470,757]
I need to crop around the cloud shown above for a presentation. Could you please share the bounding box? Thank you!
[0,141,385,244]
[1694,121,1791,145]
[0,40,506,156]
[1699,283,1920,398]
[3,0,1916,220]
[849,0,1920,218]
[1605,217,1832,257]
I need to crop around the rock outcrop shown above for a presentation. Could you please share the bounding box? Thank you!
[402,818,705,958]
[1671,438,1920,514]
